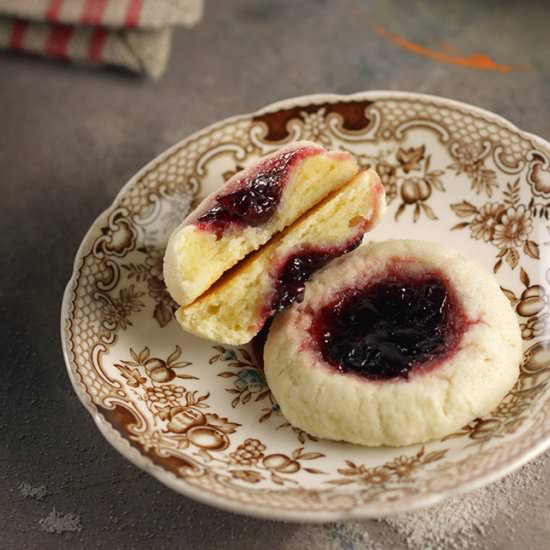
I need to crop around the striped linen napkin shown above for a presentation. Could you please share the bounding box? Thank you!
[0,0,203,78]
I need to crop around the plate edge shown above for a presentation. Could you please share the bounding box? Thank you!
[59,90,550,521]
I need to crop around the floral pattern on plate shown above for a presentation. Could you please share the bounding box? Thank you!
[62,92,550,520]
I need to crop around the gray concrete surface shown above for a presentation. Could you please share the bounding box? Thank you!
[1,1,549,548]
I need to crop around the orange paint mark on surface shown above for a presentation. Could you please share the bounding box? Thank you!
[375,27,521,73]
[438,42,456,53]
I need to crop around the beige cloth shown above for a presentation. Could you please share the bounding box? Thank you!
[0,0,203,78]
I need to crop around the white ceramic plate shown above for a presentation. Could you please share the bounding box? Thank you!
[61,92,550,521]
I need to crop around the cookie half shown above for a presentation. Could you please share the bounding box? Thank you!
[176,169,385,345]
[264,240,522,447]
[164,141,358,306]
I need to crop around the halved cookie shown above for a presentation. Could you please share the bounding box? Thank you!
[176,169,385,345]
[264,240,522,447]
[164,141,359,306]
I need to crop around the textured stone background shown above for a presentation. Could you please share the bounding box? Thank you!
[1,1,549,548]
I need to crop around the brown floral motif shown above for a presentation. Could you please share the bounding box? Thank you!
[226,443,326,486]
[357,466,392,485]
[114,347,240,455]
[97,211,137,257]
[448,141,497,197]
[501,268,549,340]
[519,314,549,341]
[251,99,373,142]
[326,447,447,487]
[358,145,444,222]
[300,108,332,147]
[229,469,263,484]
[386,455,420,478]
[396,145,426,173]
[493,205,533,249]
[99,284,145,330]
[63,93,550,516]
[527,152,550,197]
[444,339,550,444]
[444,396,532,444]
[209,346,271,407]
[375,160,398,203]
[147,276,176,328]
[123,247,177,327]
[275,422,318,444]
[134,429,163,452]
[395,154,445,222]
[167,406,238,454]
[144,248,164,280]
[522,341,550,379]
[229,438,266,466]
[209,346,319,443]
[146,384,187,409]
[115,364,146,388]
[494,395,531,419]
[470,203,505,242]
[116,346,196,384]
[257,401,282,424]
[451,179,540,271]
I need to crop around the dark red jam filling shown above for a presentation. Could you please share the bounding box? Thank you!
[197,148,309,237]
[313,274,464,380]
[252,320,272,370]
[271,239,363,313]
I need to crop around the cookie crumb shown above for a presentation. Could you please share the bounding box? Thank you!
[18,482,47,500]
[39,508,82,534]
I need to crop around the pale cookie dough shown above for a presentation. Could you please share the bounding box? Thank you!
[176,169,385,345]
[264,240,522,447]
[164,141,358,306]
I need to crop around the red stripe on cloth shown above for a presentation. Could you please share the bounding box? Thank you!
[8,19,29,50]
[88,27,109,61]
[125,0,142,28]
[46,0,64,22]
[45,24,74,59]
[80,0,109,25]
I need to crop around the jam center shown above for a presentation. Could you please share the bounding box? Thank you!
[271,239,363,312]
[314,275,461,380]
[198,172,282,228]
[197,150,306,235]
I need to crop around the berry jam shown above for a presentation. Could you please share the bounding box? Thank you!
[271,239,362,312]
[198,173,281,227]
[197,148,310,237]
[313,274,463,380]
[252,320,271,370]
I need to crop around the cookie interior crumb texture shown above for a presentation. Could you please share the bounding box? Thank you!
[176,169,385,345]
[164,141,358,306]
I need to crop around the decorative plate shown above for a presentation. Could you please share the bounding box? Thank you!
[61,92,550,521]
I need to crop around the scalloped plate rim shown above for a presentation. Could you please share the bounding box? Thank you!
[60,90,550,522]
